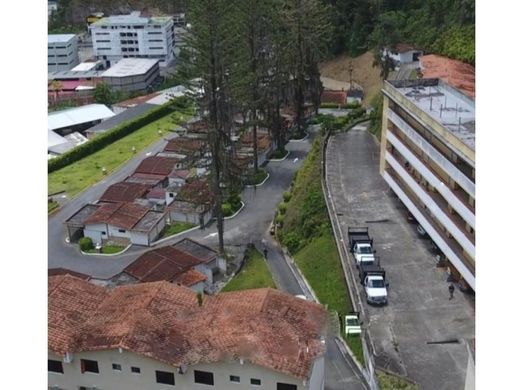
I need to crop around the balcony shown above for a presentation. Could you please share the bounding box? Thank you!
[386,128,475,226]
[385,151,475,257]
[382,169,475,290]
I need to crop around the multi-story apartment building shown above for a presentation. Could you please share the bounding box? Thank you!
[48,275,327,390]
[48,34,80,73]
[89,11,175,67]
[380,78,475,291]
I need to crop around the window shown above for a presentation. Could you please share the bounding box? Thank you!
[48,359,63,373]
[230,375,240,383]
[277,383,297,390]
[156,370,175,385]
[80,359,99,374]
[118,229,126,233]
[112,363,122,371]
[101,231,106,235]
[131,366,141,374]
[251,378,261,386]
[194,370,214,385]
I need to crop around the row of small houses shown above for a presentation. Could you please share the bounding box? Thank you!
[64,115,283,247]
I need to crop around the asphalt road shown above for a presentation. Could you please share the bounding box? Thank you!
[326,123,475,390]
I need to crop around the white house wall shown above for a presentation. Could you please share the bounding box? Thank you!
[83,223,107,245]
[129,231,150,246]
[48,349,312,390]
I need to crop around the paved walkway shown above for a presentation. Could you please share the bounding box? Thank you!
[325,124,475,390]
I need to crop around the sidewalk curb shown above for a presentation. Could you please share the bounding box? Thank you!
[268,151,290,162]
[223,201,245,220]
[245,173,270,188]
[280,249,318,302]
[80,243,132,257]
[150,225,200,246]
[289,132,309,142]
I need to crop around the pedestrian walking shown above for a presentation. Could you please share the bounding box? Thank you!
[263,248,268,259]
[448,283,455,300]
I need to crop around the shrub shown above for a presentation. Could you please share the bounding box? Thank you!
[228,193,242,210]
[278,202,287,215]
[79,237,94,252]
[221,203,233,217]
[270,148,288,159]
[348,107,366,121]
[283,232,301,254]
[275,214,285,225]
[283,191,292,202]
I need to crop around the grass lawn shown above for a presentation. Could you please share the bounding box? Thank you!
[48,200,59,214]
[158,221,196,239]
[377,370,419,390]
[86,245,126,254]
[48,109,191,197]
[221,248,276,292]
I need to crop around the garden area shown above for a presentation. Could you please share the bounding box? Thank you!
[79,237,126,255]
[48,198,59,214]
[222,193,243,217]
[244,168,269,186]
[221,247,276,292]
[269,147,289,160]
[158,221,196,239]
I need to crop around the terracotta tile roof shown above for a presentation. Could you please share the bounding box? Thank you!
[48,268,91,280]
[164,137,207,154]
[189,120,209,134]
[175,179,214,205]
[134,156,179,176]
[169,169,191,180]
[146,186,166,199]
[124,246,204,283]
[419,54,475,99]
[321,90,347,105]
[84,202,149,230]
[48,275,327,379]
[172,268,207,287]
[126,172,166,186]
[99,182,150,203]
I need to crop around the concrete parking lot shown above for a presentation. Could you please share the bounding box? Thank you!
[326,124,475,390]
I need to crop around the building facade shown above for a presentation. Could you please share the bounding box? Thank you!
[89,12,175,67]
[380,79,475,291]
[48,34,80,73]
[100,58,160,92]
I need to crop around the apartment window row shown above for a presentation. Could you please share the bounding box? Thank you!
[150,47,164,50]
[121,39,138,44]
[148,31,162,35]
[96,40,110,43]
[96,32,109,35]
[122,48,137,52]
[49,360,296,389]
[120,32,138,37]
[148,39,163,42]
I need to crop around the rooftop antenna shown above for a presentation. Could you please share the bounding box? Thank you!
[348,61,353,90]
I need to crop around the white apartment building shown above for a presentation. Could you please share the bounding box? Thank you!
[89,11,175,67]
[48,275,327,390]
[48,34,80,73]
[380,78,475,291]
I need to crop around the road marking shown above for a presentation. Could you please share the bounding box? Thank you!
[204,232,218,239]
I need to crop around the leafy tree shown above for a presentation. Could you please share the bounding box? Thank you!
[93,82,114,105]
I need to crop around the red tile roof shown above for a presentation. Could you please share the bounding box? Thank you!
[99,182,150,204]
[84,202,149,230]
[175,179,214,205]
[124,246,204,283]
[48,275,327,380]
[164,137,207,154]
[134,156,179,176]
[172,268,207,287]
[48,268,91,280]
[419,54,475,99]
[321,90,347,105]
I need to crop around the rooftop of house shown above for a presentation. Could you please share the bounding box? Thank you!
[48,34,76,44]
[65,204,101,227]
[175,179,213,205]
[99,182,151,204]
[132,210,166,232]
[419,54,475,99]
[124,246,205,283]
[321,90,347,105]
[101,58,159,78]
[91,13,172,27]
[48,275,327,380]
[393,43,418,53]
[386,78,475,150]
[125,172,165,186]
[84,202,149,230]
[164,137,207,154]
[172,268,207,287]
[134,156,180,176]
[240,131,272,151]
[48,268,91,280]
[172,238,218,264]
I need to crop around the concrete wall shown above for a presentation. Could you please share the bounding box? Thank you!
[102,62,160,92]
[129,231,150,246]
[48,349,314,390]
[83,223,107,245]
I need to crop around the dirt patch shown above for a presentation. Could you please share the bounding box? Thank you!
[320,51,383,107]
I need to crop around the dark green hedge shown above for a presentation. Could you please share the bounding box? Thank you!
[48,97,191,173]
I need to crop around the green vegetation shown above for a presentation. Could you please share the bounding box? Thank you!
[48,199,59,214]
[48,109,191,197]
[85,245,126,254]
[221,248,276,292]
[368,92,384,141]
[79,237,94,252]
[324,0,474,64]
[222,193,243,217]
[270,148,289,159]
[282,191,292,202]
[377,370,419,390]
[320,102,361,109]
[158,222,196,239]
[48,97,192,173]
[244,168,269,185]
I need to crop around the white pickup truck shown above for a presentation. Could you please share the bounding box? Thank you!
[359,263,388,305]
[348,227,376,267]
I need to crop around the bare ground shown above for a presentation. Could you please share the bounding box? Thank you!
[319,51,383,107]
